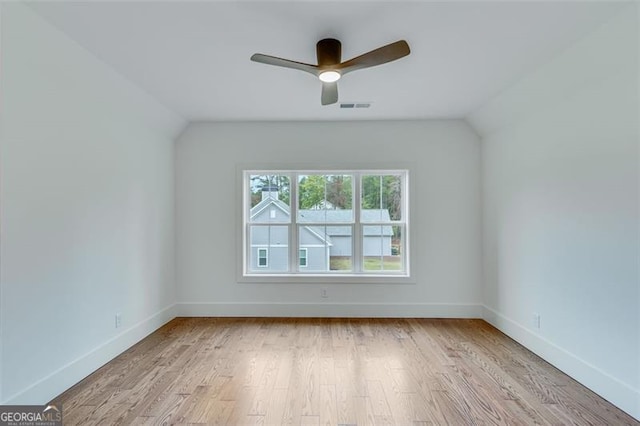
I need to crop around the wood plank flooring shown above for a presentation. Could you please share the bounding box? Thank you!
[51,318,638,425]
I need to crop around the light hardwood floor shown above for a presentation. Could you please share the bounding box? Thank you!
[52,318,638,425]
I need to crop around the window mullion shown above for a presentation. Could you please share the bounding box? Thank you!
[353,172,362,274]
[402,173,409,274]
[244,172,250,274]
[290,172,298,273]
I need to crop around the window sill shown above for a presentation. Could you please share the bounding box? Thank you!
[238,273,415,284]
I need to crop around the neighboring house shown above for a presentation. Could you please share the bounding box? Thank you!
[250,187,392,271]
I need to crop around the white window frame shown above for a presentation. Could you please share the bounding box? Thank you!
[240,168,412,283]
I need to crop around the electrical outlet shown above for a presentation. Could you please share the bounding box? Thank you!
[115,313,122,329]
[532,313,540,330]
[321,288,328,298]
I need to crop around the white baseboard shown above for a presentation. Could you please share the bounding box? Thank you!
[176,302,483,318]
[482,305,640,421]
[2,304,178,405]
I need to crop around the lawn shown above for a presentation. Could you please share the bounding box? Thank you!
[330,256,402,271]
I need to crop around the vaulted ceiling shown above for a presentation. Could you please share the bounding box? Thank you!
[28,1,624,121]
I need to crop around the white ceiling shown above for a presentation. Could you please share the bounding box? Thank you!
[28,1,625,122]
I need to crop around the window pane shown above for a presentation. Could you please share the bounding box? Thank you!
[299,249,308,267]
[328,226,352,271]
[361,174,402,222]
[298,174,353,223]
[249,174,291,223]
[249,225,289,272]
[362,225,403,271]
[298,225,352,272]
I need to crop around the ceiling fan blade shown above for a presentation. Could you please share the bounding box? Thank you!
[337,40,410,75]
[250,53,318,76]
[321,82,338,105]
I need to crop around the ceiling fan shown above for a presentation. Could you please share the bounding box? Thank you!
[250,38,410,106]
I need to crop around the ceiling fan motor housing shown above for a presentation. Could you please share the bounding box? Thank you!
[317,38,342,68]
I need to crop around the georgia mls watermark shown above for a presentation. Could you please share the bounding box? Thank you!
[0,404,62,426]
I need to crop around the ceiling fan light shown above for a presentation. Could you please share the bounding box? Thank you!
[319,71,341,83]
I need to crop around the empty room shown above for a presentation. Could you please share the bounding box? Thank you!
[1,1,638,425]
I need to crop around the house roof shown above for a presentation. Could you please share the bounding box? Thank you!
[298,209,391,223]
[251,200,394,237]
[299,210,393,237]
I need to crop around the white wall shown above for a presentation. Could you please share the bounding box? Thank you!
[469,6,639,419]
[176,120,482,317]
[0,4,184,403]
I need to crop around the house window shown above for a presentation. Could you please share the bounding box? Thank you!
[244,170,409,278]
[299,248,308,268]
[257,248,268,267]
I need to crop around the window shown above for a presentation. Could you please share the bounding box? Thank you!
[299,248,308,268]
[257,248,268,267]
[243,170,409,278]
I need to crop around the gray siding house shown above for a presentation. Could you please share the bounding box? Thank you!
[250,189,392,272]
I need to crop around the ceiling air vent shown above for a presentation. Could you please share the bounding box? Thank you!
[340,102,371,109]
